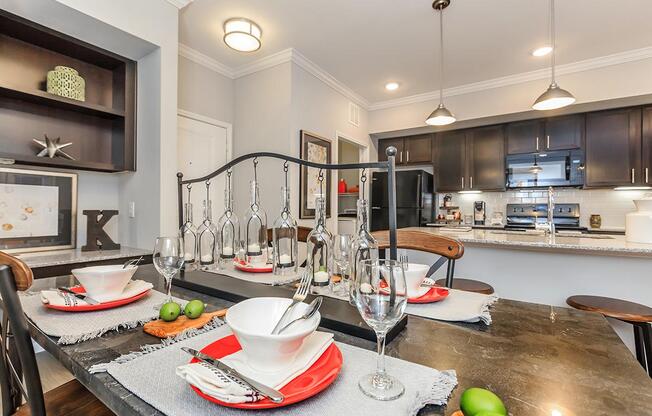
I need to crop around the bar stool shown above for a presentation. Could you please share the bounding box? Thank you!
[567,295,652,377]
[372,229,495,295]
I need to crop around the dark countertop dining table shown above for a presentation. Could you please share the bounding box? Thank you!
[26,265,652,415]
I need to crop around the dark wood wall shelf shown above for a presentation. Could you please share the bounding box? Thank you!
[0,11,136,173]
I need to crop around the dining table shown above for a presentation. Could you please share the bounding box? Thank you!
[23,264,652,415]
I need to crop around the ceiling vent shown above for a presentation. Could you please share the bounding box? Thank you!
[348,102,360,127]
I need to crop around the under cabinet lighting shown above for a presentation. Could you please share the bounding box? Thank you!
[613,186,652,191]
[459,190,482,194]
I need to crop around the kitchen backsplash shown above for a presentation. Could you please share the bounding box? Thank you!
[438,189,652,230]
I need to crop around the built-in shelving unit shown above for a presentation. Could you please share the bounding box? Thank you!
[0,11,136,172]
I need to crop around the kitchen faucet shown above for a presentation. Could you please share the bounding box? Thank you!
[535,186,555,235]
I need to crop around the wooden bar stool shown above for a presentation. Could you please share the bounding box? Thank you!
[567,295,652,377]
[372,229,495,294]
[0,251,115,415]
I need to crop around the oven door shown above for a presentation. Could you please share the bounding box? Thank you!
[506,151,583,188]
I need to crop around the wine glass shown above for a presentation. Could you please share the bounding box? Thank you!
[153,237,185,305]
[332,234,352,296]
[353,258,407,401]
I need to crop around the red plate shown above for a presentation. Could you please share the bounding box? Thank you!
[190,334,343,409]
[408,286,449,304]
[44,286,151,312]
[233,261,273,273]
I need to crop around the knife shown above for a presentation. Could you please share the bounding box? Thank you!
[57,287,100,305]
[181,347,285,403]
[425,256,448,279]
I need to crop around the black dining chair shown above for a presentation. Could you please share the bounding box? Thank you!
[0,251,114,416]
[372,229,495,295]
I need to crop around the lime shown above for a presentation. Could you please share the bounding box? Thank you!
[159,302,181,322]
[460,388,507,416]
[184,299,205,319]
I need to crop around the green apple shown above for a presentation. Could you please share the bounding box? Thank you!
[159,301,181,322]
[184,299,205,319]
[460,387,507,416]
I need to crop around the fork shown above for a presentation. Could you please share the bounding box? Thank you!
[399,254,409,268]
[271,270,312,334]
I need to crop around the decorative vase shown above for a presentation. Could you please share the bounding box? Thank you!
[625,198,652,243]
[338,178,347,193]
[46,66,85,102]
[589,214,601,229]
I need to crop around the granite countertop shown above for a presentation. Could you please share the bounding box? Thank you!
[25,265,652,415]
[16,247,151,268]
[412,226,652,257]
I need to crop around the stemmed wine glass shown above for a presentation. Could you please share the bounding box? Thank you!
[353,258,407,401]
[332,234,352,296]
[153,237,185,305]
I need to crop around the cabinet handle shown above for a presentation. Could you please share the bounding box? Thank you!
[406,150,410,162]
[535,137,539,152]
[461,177,465,189]
[470,176,473,189]
[399,151,403,163]
[546,135,550,149]
[631,168,636,184]
[647,168,649,184]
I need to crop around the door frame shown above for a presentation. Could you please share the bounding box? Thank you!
[177,109,233,162]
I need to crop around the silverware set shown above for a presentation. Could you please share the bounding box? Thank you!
[271,270,312,334]
[57,287,99,305]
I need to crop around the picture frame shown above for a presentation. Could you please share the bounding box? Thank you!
[0,167,77,253]
[299,130,332,219]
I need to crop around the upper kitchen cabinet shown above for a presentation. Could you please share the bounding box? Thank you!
[377,135,433,165]
[466,125,505,191]
[641,106,652,186]
[585,108,641,187]
[506,114,583,155]
[435,130,466,192]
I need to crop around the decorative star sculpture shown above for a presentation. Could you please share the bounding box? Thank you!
[33,134,75,160]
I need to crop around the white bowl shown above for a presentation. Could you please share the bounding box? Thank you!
[226,297,320,372]
[381,263,429,298]
[71,265,138,302]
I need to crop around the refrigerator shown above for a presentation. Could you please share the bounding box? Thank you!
[370,170,434,232]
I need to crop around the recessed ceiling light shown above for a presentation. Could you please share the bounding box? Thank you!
[385,82,399,91]
[532,46,553,57]
[223,18,262,52]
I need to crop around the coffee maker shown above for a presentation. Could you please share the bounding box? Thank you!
[474,201,486,225]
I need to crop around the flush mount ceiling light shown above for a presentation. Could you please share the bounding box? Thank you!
[532,46,553,57]
[426,0,456,126]
[532,0,575,111]
[223,18,262,52]
[385,82,400,91]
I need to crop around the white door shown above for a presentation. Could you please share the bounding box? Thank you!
[177,115,230,226]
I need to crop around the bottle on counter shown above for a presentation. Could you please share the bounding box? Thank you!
[349,198,378,303]
[306,194,332,287]
[217,172,239,266]
[180,197,197,269]
[272,186,298,275]
[243,180,267,264]
[197,195,217,268]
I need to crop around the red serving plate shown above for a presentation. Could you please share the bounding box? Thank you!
[408,286,449,304]
[233,260,273,273]
[189,334,343,409]
[44,286,151,312]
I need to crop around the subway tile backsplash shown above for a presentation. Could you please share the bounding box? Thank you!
[438,189,652,230]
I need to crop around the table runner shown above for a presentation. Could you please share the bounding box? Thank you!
[204,264,303,286]
[20,289,183,345]
[313,286,498,324]
[99,325,457,416]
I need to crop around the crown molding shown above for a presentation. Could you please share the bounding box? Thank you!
[166,0,193,9]
[178,43,235,79]
[368,46,652,111]
[231,48,295,78]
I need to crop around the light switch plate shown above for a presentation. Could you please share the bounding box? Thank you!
[128,202,136,218]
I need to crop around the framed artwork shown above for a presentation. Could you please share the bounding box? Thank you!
[299,130,332,219]
[0,167,77,253]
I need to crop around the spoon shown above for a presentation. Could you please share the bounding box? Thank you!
[123,256,144,269]
[276,296,323,335]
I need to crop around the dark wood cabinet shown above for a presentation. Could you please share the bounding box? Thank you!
[585,108,642,187]
[641,107,652,186]
[506,120,543,154]
[377,135,432,165]
[435,131,466,192]
[467,125,505,191]
[545,114,584,151]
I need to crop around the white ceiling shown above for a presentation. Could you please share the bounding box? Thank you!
[179,0,652,104]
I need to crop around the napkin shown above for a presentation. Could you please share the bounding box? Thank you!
[40,280,154,307]
[176,331,334,403]
[406,288,498,324]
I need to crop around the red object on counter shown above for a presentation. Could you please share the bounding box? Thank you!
[338,178,347,193]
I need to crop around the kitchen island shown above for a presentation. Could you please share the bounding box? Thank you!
[404,227,652,350]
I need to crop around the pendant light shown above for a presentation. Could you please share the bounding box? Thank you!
[426,0,456,126]
[532,0,575,111]
[529,155,543,174]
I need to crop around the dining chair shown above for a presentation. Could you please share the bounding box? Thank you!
[0,251,114,416]
[372,229,495,294]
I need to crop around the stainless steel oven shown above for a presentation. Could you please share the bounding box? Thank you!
[506,150,584,189]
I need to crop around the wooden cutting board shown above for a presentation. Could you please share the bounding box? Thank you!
[143,309,228,338]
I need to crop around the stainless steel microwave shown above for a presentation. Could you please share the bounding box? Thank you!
[505,150,584,189]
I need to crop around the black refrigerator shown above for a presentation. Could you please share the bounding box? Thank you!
[370,170,434,232]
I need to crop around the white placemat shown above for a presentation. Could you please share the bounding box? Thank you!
[204,264,303,286]
[20,288,184,345]
[100,325,457,416]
